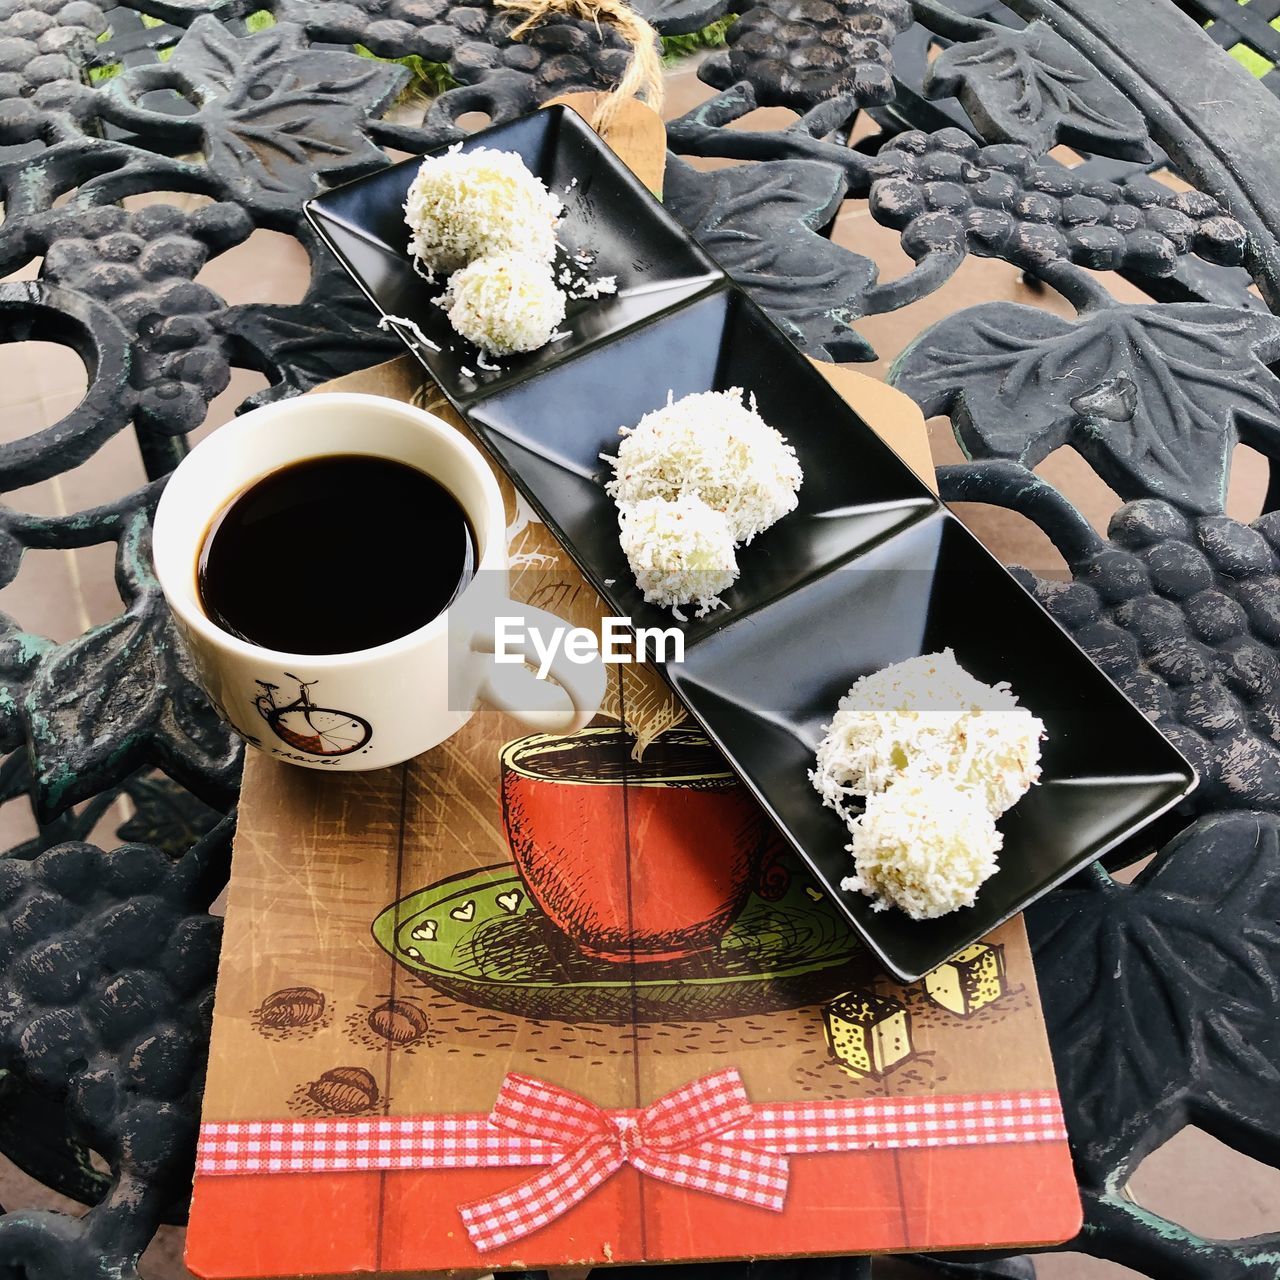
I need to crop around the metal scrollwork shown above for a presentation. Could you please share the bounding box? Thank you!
[1028,812,1280,1279]
[892,302,1280,513]
[100,17,410,207]
[917,6,1151,158]
[665,153,879,359]
[1,0,1278,1275]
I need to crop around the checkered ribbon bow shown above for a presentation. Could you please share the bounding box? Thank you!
[458,1068,789,1252]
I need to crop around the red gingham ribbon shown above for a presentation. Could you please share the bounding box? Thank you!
[458,1069,788,1251]
[197,1075,1067,1253]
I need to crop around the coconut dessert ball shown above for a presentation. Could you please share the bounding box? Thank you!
[604,389,803,543]
[811,649,1043,820]
[403,147,562,275]
[618,493,738,619]
[953,697,1045,816]
[840,779,1003,919]
[437,253,567,356]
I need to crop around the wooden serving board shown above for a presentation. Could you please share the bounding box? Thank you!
[184,103,1080,1279]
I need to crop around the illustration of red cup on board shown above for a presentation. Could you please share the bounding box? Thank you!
[500,726,786,963]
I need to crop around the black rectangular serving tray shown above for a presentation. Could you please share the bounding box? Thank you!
[306,106,723,405]
[306,106,1197,982]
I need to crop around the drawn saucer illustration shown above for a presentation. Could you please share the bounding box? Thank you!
[371,855,871,1023]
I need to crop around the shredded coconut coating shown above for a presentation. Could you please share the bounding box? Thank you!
[436,254,567,356]
[841,779,1002,919]
[811,649,1043,820]
[403,147,562,274]
[604,389,802,544]
[618,494,738,619]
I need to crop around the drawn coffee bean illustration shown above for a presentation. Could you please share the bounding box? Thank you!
[367,999,430,1046]
[258,986,326,1030]
[254,676,372,758]
[307,1066,379,1114]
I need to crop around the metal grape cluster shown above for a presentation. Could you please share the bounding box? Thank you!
[869,128,1248,278]
[0,0,1277,1277]
[1027,500,1280,811]
[0,834,228,1268]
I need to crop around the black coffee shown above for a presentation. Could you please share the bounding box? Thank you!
[197,454,475,655]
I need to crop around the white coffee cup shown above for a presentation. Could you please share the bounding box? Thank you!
[153,392,604,772]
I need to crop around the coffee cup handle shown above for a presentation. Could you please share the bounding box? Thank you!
[470,601,606,733]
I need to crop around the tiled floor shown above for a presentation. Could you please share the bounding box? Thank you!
[0,61,1274,1280]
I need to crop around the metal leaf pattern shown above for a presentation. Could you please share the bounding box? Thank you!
[219,263,401,405]
[1028,812,1280,1181]
[118,773,225,857]
[665,155,877,361]
[101,16,408,207]
[925,20,1151,160]
[20,515,239,820]
[0,611,50,755]
[891,301,1280,514]
[0,0,1277,1275]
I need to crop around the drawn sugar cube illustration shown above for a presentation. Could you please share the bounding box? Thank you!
[822,990,913,1078]
[923,942,1007,1016]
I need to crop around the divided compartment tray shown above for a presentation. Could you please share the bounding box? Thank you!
[307,108,1197,982]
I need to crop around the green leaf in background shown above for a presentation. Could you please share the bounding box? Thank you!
[661,14,736,64]
[88,9,198,82]
[353,44,459,97]
[1209,0,1279,78]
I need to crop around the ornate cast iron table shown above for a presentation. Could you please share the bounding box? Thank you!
[0,0,1278,1276]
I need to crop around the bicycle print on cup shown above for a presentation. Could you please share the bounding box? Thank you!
[254,675,373,758]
